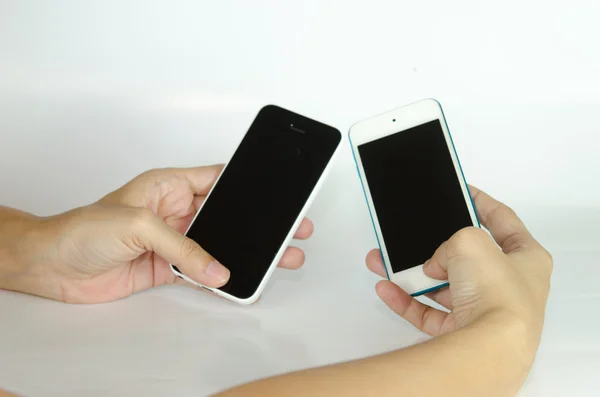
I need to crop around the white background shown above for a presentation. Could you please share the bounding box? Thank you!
[1,1,599,396]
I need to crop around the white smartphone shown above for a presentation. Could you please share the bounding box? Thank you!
[171,105,342,304]
[349,98,479,296]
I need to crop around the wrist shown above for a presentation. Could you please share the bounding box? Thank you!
[470,309,542,373]
[400,310,544,397]
[0,207,48,294]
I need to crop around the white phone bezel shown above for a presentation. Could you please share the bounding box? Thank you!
[349,98,479,296]
[171,106,342,305]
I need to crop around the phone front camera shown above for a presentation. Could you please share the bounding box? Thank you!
[392,119,396,122]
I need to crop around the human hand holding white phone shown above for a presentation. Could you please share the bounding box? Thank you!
[171,105,341,304]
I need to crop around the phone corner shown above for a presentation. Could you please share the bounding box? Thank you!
[331,126,344,146]
[233,292,262,306]
[347,130,362,153]
[347,128,354,143]
[421,97,443,108]
[169,263,182,278]
[347,119,363,143]
[259,104,280,114]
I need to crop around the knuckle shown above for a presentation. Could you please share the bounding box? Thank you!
[132,168,169,189]
[447,227,490,257]
[503,204,518,219]
[495,202,516,218]
[539,247,554,273]
[542,247,553,263]
[502,232,530,252]
[179,238,201,260]
[131,207,155,228]
[452,226,486,245]
[138,168,163,180]
[483,202,518,228]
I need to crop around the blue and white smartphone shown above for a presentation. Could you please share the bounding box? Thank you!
[349,99,479,296]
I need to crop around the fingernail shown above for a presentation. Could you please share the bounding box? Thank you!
[205,260,230,283]
[423,259,431,268]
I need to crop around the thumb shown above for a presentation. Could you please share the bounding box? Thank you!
[132,209,230,287]
[423,227,494,280]
[422,239,452,281]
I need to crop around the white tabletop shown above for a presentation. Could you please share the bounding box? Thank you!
[1,2,599,396]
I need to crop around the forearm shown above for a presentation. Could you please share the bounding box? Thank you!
[218,312,537,397]
[0,389,20,397]
[0,206,44,294]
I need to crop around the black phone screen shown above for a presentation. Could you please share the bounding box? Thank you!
[357,119,474,274]
[179,105,340,299]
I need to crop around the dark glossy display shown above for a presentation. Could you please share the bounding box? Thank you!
[180,105,340,299]
[358,119,473,273]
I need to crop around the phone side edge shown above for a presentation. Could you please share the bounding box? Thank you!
[348,129,392,281]
[433,99,481,228]
[410,282,450,297]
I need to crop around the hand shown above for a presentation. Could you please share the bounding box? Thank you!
[215,187,549,397]
[19,165,313,303]
[366,186,553,338]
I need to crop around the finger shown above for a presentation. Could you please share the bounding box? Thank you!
[132,209,230,288]
[166,196,205,235]
[376,280,455,336]
[169,195,205,233]
[423,226,498,280]
[367,248,452,308]
[425,287,453,310]
[422,240,451,280]
[169,164,225,196]
[277,247,305,269]
[293,218,314,240]
[164,212,193,235]
[366,249,387,278]
[469,185,537,254]
[192,195,206,212]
